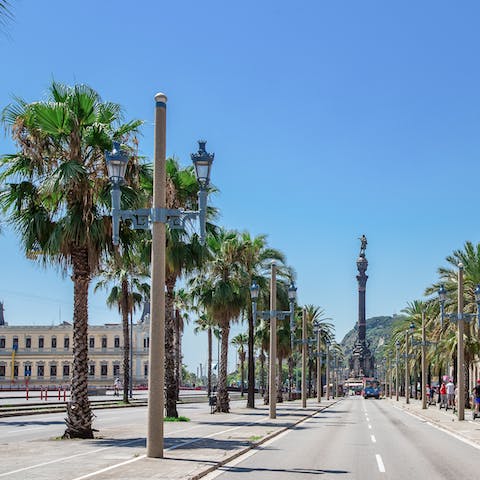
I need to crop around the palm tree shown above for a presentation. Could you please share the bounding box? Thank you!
[231,333,248,396]
[173,288,191,399]
[237,232,285,408]
[0,82,144,438]
[95,253,150,403]
[255,319,269,399]
[0,1,11,27]
[190,229,245,412]
[194,312,216,396]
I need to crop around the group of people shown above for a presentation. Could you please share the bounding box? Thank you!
[425,378,480,414]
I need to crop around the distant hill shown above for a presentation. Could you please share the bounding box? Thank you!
[340,315,406,363]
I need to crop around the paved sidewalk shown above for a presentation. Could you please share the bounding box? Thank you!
[385,396,480,447]
[0,397,341,480]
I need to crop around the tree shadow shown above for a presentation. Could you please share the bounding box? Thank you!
[216,465,349,476]
[0,420,64,426]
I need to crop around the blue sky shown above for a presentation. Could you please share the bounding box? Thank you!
[1,0,480,372]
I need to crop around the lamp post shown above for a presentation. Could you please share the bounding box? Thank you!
[314,324,322,403]
[405,322,415,404]
[395,340,400,401]
[437,265,480,421]
[250,265,297,418]
[326,341,330,400]
[389,354,393,399]
[105,94,213,458]
[301,307,307,408]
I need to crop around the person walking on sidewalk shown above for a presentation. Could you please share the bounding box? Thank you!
[446,379,455,408]
[440,382,447,409]
[473,380,480,417]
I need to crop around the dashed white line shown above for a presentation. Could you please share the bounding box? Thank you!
[371,434,376,443]
[368,424,372,429]
[376,454,386,472]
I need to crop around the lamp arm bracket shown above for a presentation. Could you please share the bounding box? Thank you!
[117,207,200,231]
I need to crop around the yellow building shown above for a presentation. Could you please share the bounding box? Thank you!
[0,303,150,387]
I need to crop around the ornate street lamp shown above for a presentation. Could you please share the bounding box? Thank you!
[105,94,214,458]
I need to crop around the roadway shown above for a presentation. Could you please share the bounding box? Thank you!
[206,396,480,480]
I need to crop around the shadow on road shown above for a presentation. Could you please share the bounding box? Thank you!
[0,420,64,426]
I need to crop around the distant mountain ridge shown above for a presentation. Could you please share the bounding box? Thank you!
[340,315,405,364]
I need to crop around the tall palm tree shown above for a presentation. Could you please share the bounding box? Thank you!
[173,288,191,399]
[194,312,216,396]
[0,82,144,438]
[0,1,11,27]
[231,332,248,397]
[190,229,245,412]
[255,319,269,398]
[237,232,285,408]
[95,253,150,403]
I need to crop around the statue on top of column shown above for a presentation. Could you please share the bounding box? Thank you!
[359,235,367,257]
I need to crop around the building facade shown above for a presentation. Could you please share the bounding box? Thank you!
[0,315,151,387]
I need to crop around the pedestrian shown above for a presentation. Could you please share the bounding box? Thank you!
[472,379,480,417]
[429,384,435,405]
[446,378,455,408]
[440,382,447,409]
[114,377,121,397]
[426,384,431,404]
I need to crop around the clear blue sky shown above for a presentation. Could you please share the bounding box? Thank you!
[1,0,480,373]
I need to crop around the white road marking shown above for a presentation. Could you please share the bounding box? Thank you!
[368,424,372,429]
[0,438,143,478]
[70,415,271,480]
[366,417,370,422]
[371,435,376,443]
[376,454,385,472]
[393,405,480,451]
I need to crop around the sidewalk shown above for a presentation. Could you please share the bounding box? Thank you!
[0,397,341,480]
[385,396,480,447]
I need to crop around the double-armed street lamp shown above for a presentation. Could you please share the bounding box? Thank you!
[325,340,331,400]
[437,263,480,420]
[395,340,400,401]
[312,320,323,403]
[105,94,214,458]
[250,262,297,418]
[404,322,415,404]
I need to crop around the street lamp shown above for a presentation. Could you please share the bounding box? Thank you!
[249,264,297,417]
[312,321,323,403]
[325,340,331,400]
[395,340,400,401]
[404,322,415,404]
[105,94,213,458]
[437,265,480,421]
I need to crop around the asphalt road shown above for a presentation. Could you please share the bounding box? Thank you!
[207,396,480,480]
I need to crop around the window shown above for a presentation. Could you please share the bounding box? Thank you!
[114,337,120,348]
[38,337,44,349]
[89,337,95,348]
[0,337,5,349]
[51,337,57,349]
[113,364,120,377]
[24,365,32,377]
[37,365,44,377]
[50,365,57,377]
[63,365,70,377]
[144,364,148,377]
[13,365,18,377]
[64,337,69,349]
[101,337,107,349]
[89,364,95,376]
[144,337,150,348]
[13,337,18,350]
[101,364,108,376]
[26,337,31,349]
[0,365,5,377]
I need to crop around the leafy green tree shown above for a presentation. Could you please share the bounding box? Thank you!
[0,82,143,438]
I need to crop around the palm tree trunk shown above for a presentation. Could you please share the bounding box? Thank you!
[288,356,294,401]
[121,279,130,404]
[260,350,266,397]
[165,278,178,417]
[247,309,255,408]
[174,309,181,401]
[277,356,283,403]
[207,327,212,397]
[240,352,245,397]
[217,321,230,412]
[64,246,93,439]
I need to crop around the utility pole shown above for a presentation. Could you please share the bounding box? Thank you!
[269,262,277,419]
[301,307,307,408]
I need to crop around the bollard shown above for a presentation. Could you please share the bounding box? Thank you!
[40,387,43,400]
[58,388,61,400]
[45,387,48,400]
[63,387,66,401]
[26,387,29,401]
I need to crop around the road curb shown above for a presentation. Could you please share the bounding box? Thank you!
[190,399,342,480]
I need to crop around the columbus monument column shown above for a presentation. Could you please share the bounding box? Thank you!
[350,235,374,378]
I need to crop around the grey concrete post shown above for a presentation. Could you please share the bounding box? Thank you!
[269,262,277,419]
[458,264,465,421]
[147,92,167,458]
[301,308,307,408]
